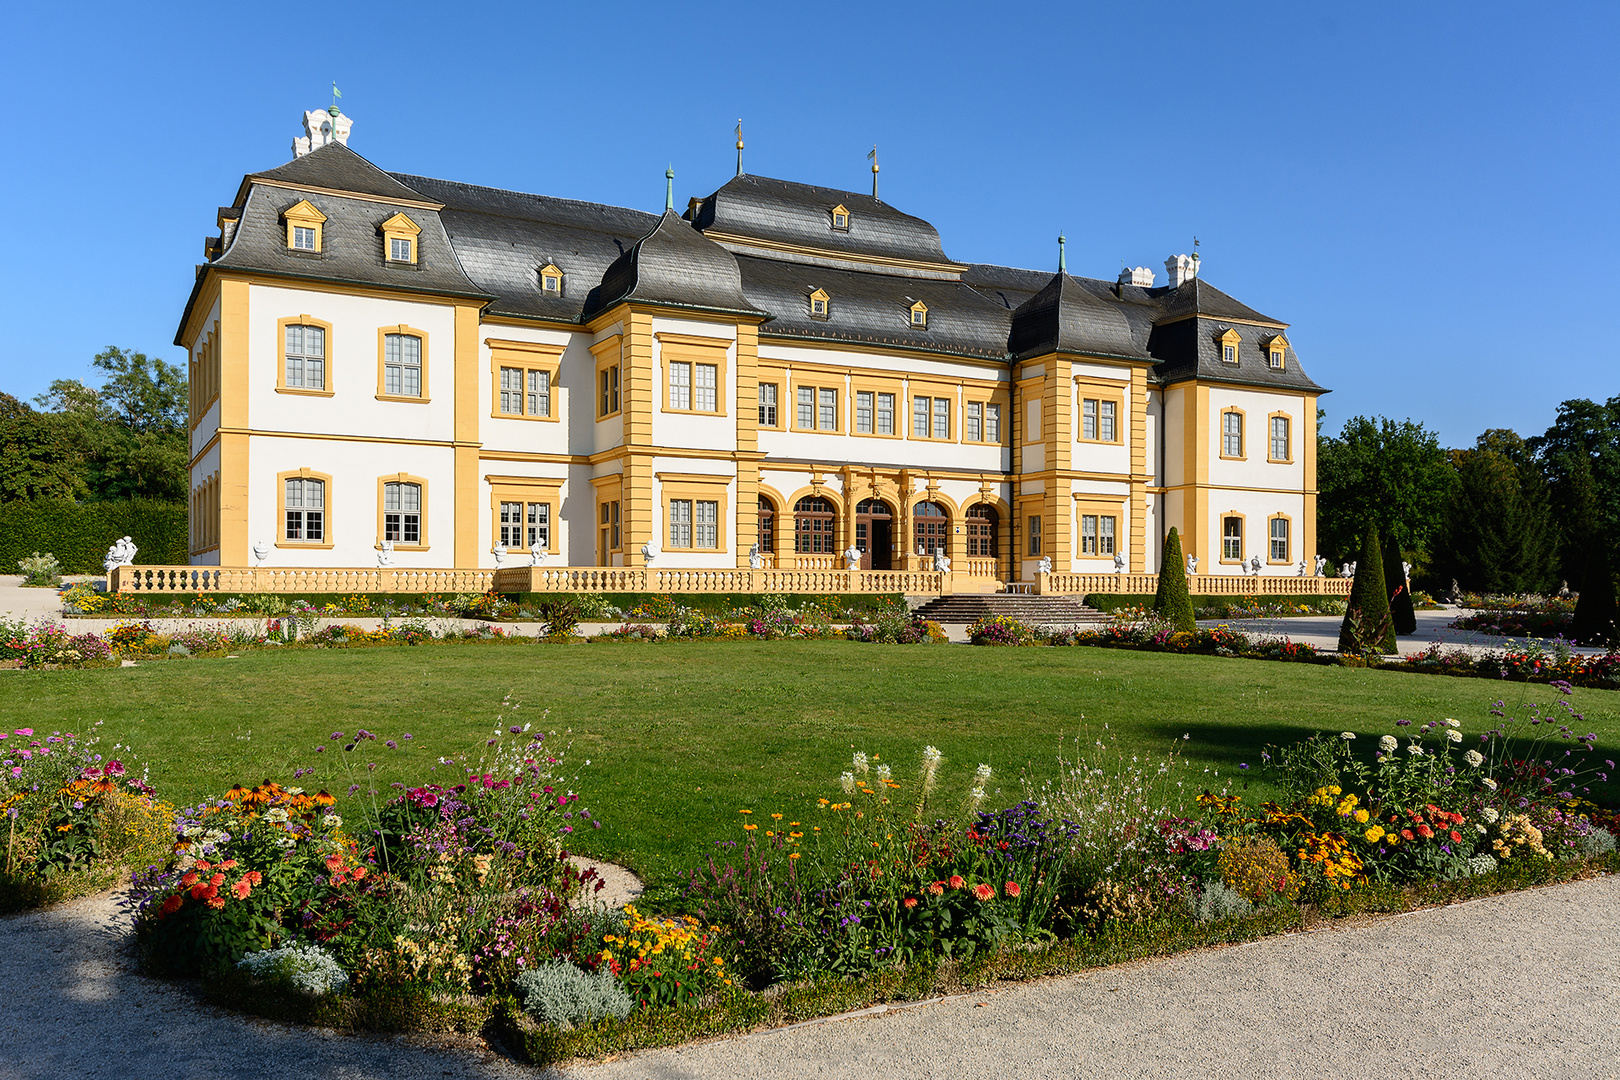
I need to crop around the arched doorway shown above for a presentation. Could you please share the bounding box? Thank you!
[913,500,949,561]
[793,496,837,556]
[966,503,998,576]
[757,496,776,560]
[855,498,894,570]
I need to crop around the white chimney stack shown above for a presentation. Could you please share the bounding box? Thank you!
[1164,253,1199,288]
[1118,266,1155,288]
[293,108,353,158]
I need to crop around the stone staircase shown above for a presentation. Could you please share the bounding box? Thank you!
[909,593,1109,628]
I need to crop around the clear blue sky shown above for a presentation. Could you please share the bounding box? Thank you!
[3,1,1613,448]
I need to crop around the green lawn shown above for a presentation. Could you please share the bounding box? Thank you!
[5,640,1617,882]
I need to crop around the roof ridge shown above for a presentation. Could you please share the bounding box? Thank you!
[391,172,657,223]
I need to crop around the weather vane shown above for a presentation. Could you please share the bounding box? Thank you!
[868,145,879,200]
[735,119,744,178]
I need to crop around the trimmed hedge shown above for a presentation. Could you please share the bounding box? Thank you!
[0,499,187,573]
[1086,593,1345,613]
[507,592,907,615]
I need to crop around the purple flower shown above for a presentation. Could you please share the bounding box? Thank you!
[386,740,398,750]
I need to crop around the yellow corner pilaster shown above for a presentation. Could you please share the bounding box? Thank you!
[454,303,483,567]
[217,278,250,565]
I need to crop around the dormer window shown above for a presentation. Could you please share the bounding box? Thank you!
[909,300,928,328]
[1266,334,1289,370]
[379,212,421,265]
[1217,327,1242,364]
[830,205,850,231]
[809,288,830,319]
[540,264,564,295]
[283,199,326,253]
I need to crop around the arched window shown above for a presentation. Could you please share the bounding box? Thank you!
[758,496,776,554]
[794,496,837,554]
[913,500,948,556]
[966,504,998,558]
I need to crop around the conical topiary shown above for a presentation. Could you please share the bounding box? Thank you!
[1153,527,1197,633]
[1339,525,1396,655]
[1383,534,1417,636]
[1572,531,1618,647]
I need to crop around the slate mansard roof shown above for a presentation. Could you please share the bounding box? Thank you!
[181,142,1324,394]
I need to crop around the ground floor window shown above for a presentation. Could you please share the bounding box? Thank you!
[966,504,997,558]
[383,482,421,545]
[758,497,776,553]
[599,500,621,561]
[913,500,948,555]
[669,499,718,549]
[285,477,325,542]
[500,501,550,550]
[1223,516,1244,561]
[1027,515,1042,556]
[1080,514,1116,556]
[794,496,836,554]
[1270,516,1290,563]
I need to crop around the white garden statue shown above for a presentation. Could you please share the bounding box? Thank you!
[529,545,545,566]
[492,541,508,567]
[1248,555,1262,575]
[377,539,395,567]
[251,540,270,566]
[641,540,658,565]
[1297,559,1307,576]
[1186,555,1198,576]
[1402,561,1412,584]
[844,545,862,571]
[1113,551,1126,574]
[103,536,137,574]
[1314,555,1326,577]
[749,542,763,570]
[1037,555,1053,575]
[933,547,951,573]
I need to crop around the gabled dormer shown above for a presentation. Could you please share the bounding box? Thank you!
[539,263,564,296]
[282,199,326,253]
[908,299,928,328]
[1264,333,1289,370]
[830,204,850,231]
[379,212,420,264]
[808,287,830,319]
[1216,327,1242,365]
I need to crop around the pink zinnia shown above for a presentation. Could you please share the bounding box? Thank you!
[948,875,965,889]
[972,883,995,901]
[1005,881,1022,897]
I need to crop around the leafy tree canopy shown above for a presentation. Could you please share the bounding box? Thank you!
[1317,415,1453,563]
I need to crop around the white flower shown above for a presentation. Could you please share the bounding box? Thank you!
[1406,742,1425,756]
[264,808,290,823]
[1445,718,1460,729]
[839,771,855,794]
[969,786,986,802]
[1464,749,1484,768]
[1475,823,1488,835]
[1482,807,1500,824]
[922,745,942,766]
[1341,732,1356,740]
[852,751,869,775]
[286,786,305,796]
[975,763,993,783]
[1446,729,1463,744]
[1482,778,1498,791]
[322,814,342,829]
[876,764,892,783]
[1379,735,1399,753]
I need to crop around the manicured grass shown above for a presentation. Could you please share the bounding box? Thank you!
[5,641,1618,882]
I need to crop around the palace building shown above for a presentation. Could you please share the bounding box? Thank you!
[177,109,1326,586]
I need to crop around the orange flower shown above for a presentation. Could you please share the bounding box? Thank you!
[1449,830,1463,843]
[205,896,226,910]
[243,871,263,886]
[928,881,944,896]
[180,872,199,888]
[219,860,238,870]
[1401,829,1415,841]
[1005,881,1022,897]
[1416,824,1433,839]
[903,897,918,908]
[972,883,995,901]
[208,873,225,887]
[349,866,366,881]
[160,894,183,915]
[325,854,344,872]
[948,875,965,890]
[231,879,252,899]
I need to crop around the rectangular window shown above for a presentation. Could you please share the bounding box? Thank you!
[285,324,325,390]
[500,501,550,550]
[527,502,550,550]
[527,370,550,417]
[1270,517,1290,562]
[966,401,982,441]
[293,226,316,251]
[599,365,620,417]
[1270,415,1290,460]
[1099,401,1116,442]
[500,366,550,417]
[1082,398,1097,440]
[1223,516,1243,561]
[1223,344,1237,364]
[758,382,778,427]
[285,478,324,542]
[383,481,421,545]
[598,500,621,557]
[1100,515,1115,555]
[877,392,894,435]
[695,500,718,548]
[500,501,523,548]
[389,237,412,262]
[1223,412,1243,457]
[986,403,1001,442]
[797,386,814,429]
[694,363,717,412]
[1027,515,1042,556]
[499,367,523,414]
[1081,514,1097,555]
[384,333,422,397]
[913,396,930,439]
[1269,349,1284,370]
[856,391,874,434]
[933,397,950,439]
[668,499,693,548]
[669,361,692,410]
[818,388,837,431]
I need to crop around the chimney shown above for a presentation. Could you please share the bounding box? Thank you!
[1118,266,1155,288]
[1164,253,1199,288]
[293,107,353,158]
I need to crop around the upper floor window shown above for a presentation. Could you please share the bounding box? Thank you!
[909,301,928,328]
[540,263,564,295]
[383,331,423,397]
[913,396,950,439]
[1266,334,1288,370]
[382,481,422,545]
[600,364,621,418]
[282,199,326,253]
[809,288,830,319]
[831,204,850,231]
[500,366,551,417]
[1217,327,1241,365]
[379,212,420,265]
[1270,415,1291,462]
[758,382,778,427]
[1080,398,1118,442]
[285,323,326,390]
[1222,410,1244,458]
[668,360,718,412]
[294,227,317,251]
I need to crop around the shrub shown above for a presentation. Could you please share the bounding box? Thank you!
[1339,525,1395,655]
[16,552,62,587]
[516,960,634,1027]
[598,905,733,1009]
[966,614,1039,646]
[237,943,350,997]
[1187,879,1253,923]
[1217,838,1298,903]
[0,498,187,573]
[1383,534,1416,636]
[1152,528,1196,633]
[1572,534,1619,647]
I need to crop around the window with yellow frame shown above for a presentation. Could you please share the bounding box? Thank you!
[489,339,563,420]
[283,199,326,253]
[379,212,420,264]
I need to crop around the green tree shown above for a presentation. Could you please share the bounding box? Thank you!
[1317,416,1453,566]
[1382,533,1416,635]
[1432,430,1557,594]
[89,346,187,435]
[1339,525,1395,655]
[1571,526,1618,647]
[1153,527,1196,632]
[1530,396,1620,590]
[0,394,87,502]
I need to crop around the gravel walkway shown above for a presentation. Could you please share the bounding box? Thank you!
[1,876,1614,1079]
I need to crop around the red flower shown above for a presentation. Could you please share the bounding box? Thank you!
[972,883,995,901]
[180,871,199,888]
[218,859,238,870]
[1401,829,1415,841]
[160,894,183,915]
[350,866,367,881]
[903,897,918,909]
[1005,882,1022,897]
[243,871,262,886]
[208,873,225,887]
[1416,824,1434,839]
[948,875,965,889]
[1449,830,1463,843]
[231,879,252,900]
[928,882,944,897]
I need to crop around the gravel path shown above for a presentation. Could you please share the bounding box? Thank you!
[2,876,1614,1079]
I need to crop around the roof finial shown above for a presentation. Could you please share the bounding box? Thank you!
[868,145,879,201]
[1058,233,1067,273]
[665,165,675,212]
[330,82,342,116]
[735,120,745,178]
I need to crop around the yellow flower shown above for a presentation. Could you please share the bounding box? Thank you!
[1364,825,1385,843]
[1329,785,1342,796]
[743,823,757,831]
[789,852,800,859]
[770,813,783,820]
[1354,809,1369,823]
[739,809,753,815]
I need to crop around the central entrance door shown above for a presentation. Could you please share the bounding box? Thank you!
[855,498,894,571]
